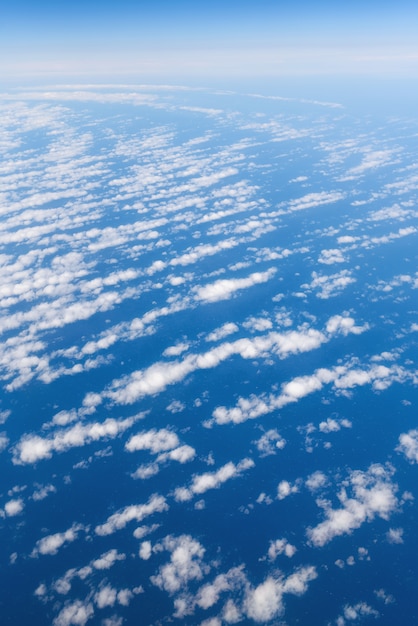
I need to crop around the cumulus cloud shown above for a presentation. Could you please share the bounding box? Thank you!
[397,429,418,463]
[305,471,328,491]
[277,480,300,500]
[302,270,356,299]
[331,601,379,625]
[95,494,168,536]
[210,357,408,426]
[53,600,94,626]
[92,549,126,570]
[285,191,345,213]
[4,498,24,517]
[32,523,85,557]
[174,458,254,502]
[13,414,142,465]
[151,535,208,594]
[194,268,276,303]
[307,464,399,547]
[125,428,179,454]
[244,567,317,622]
[267,538,297,560]
[254,429,286,456]
[107,320,332,406]
[206,322,239,342]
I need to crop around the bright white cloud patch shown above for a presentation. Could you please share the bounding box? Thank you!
[397,430,418,463]
[32,523,85,557]
[194,268,276,303]
[95,495,168,536]
[151,535,207,593]
[174,458,254,502]
[307,464,399,547]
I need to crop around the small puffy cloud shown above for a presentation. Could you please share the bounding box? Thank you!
[95,585,117,609]
[163,343,189,357]
[53,600,94,626]
[92,549,125,570]
[125,428,179,454]
[243,566,317,623]
[305,471,328,491]
[206,322,239,342]
[277,480,300,500]
[174,458,254,502]
[332,601,379,624]
[32,523,85,557]
[386,527,404,544]
[303,270,356,299]
[95,494,168,536]
[139,541,152,560]
[326,315,368,337]
[0,432,9,453]
[255,429,286,456]
[194,268,276,303]
[268,538,297,560]
[397,429,418,463]
[307,464,398,547]
[157,445,196,464]
[4,498,24,517]
[318,248,346,265]
[151,535,207,594]
[319,417,352,434]
[32,483,57,501]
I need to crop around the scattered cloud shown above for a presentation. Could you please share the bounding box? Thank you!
[307,464,399,547]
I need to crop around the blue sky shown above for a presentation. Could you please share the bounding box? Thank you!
[1,0,418,83]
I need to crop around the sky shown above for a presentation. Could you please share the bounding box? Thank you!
[1,0,418,84]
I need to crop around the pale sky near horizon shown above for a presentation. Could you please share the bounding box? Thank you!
[1,0,418,83]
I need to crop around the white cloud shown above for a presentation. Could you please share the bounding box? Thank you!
[206,322,239,342]
[53,600,94,626]
[95,585,117,609]
[319,417,352,433]
[307,464,399,547]
[332,601,379,624]
[32,523,85,557]
[139,541,152,560]
[305,471,328,491]
[174,458,254,502]
[267,538,297,560]
[244,566,317,623]
[210,357,408,427]
[107,320,330,406]
[194,268,276,303]
[95,494,168,536]
[397,429,418,463]
[255,429,286,456]
[285,191,345,213]
[125,428,180,454]
[277,480,300,500]
[92,549,125,570]
[32,483,57,501]
[157,445,196,464]
[4,498,24,516]
[13,414,141,464]
[386,527,404,544]
[151,535,207,594]
[326,315,368,336]
[318,248,346,265]
[302,270,356,299]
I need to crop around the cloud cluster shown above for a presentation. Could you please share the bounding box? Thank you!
[307,464,399,547]
[13,414,142,465]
